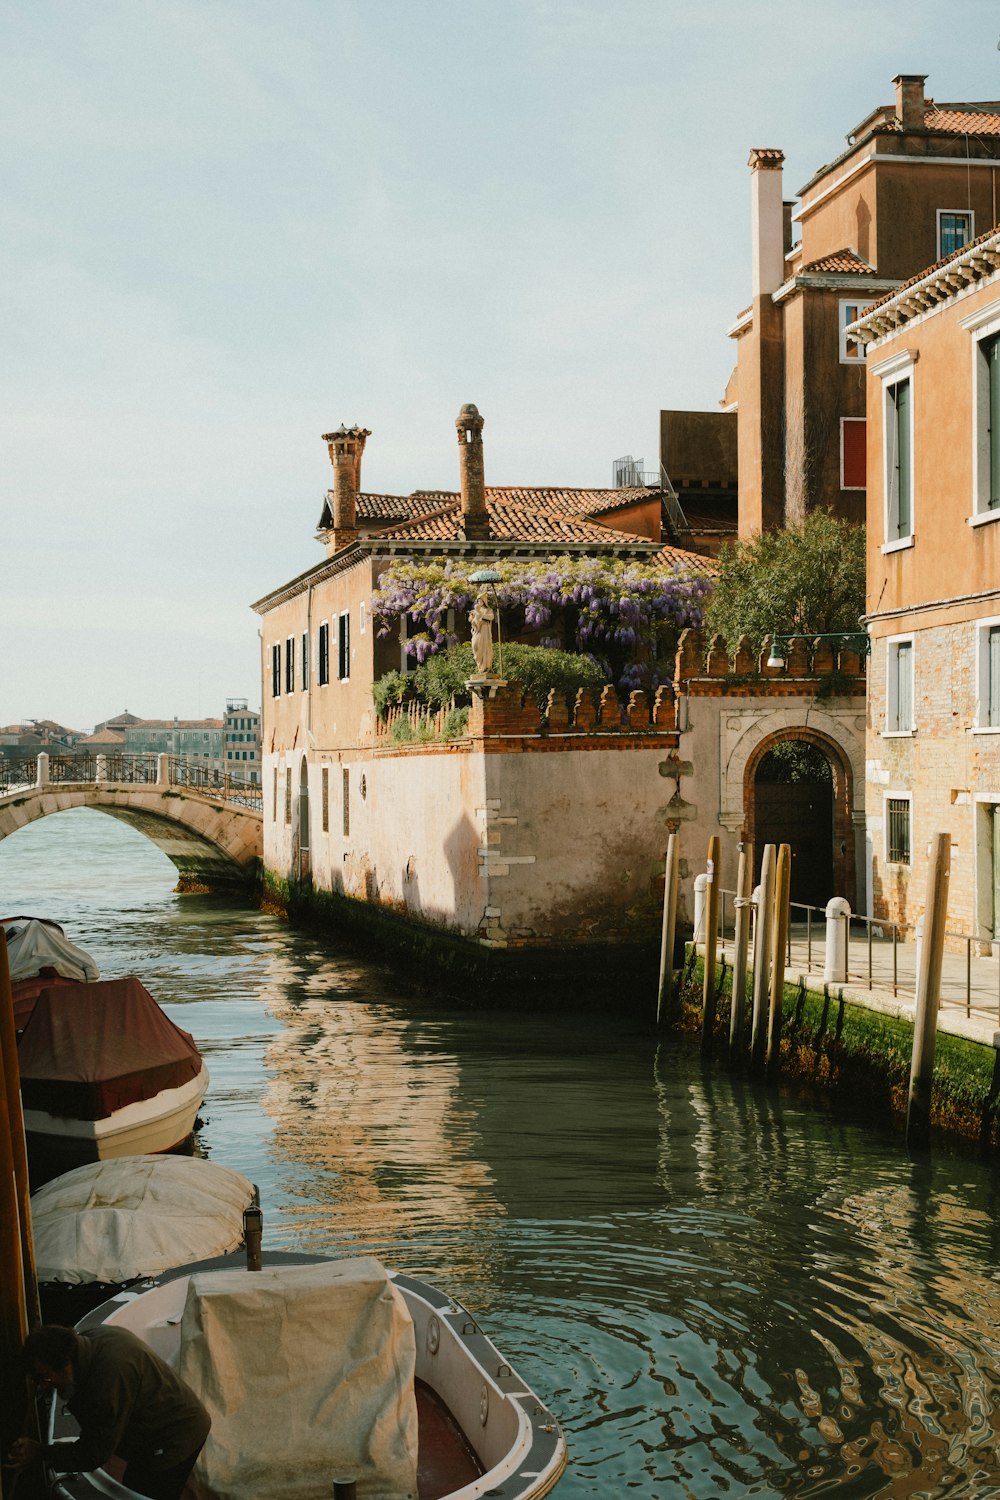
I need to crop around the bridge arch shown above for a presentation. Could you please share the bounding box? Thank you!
[0,784,262,891]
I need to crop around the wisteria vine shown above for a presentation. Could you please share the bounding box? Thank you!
[370,555,712,694]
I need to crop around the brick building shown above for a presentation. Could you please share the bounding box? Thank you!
[849,227,1000,939]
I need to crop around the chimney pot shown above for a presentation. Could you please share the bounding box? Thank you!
[748,149,785,298]
[321,424,370,551]
[893,73,927,131]
[456,404,489,540]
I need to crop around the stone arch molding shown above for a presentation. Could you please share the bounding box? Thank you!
[0,786,262,890]
[719,706,866,832]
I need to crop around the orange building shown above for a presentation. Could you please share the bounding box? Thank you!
[668,74,1000,539]
[849,228,1000,939]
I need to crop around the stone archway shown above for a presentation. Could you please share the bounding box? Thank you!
[742,727,856,908]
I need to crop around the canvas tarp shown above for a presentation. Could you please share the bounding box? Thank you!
[31,1156,255,1284]
[6,918,100,1029]
[178,1259,419,1500]
[17,978,202,1120]
[4,917,99,984]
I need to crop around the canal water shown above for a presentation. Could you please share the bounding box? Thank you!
[5,808,1000,1498]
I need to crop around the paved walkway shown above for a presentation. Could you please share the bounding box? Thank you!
[714,920,1000,1050]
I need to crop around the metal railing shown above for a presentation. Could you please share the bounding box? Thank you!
[0,753,262,815]
[713,888,1000,1022]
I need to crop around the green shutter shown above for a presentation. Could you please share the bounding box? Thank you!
[989,337,1000,509]
[894,379,911,538]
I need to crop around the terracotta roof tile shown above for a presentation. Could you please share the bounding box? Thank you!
[377,492,652,547]
[800,248,875,274]
[859,222,1000,317]
[648,545,718,578]
[924,106,1000,135]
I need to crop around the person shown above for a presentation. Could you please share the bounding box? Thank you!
[7,1324,210,1500]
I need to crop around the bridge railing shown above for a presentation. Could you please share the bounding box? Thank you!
[167,757,263,812]
[0,753,263,814]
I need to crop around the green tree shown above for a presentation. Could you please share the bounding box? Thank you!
[704,510,866,652]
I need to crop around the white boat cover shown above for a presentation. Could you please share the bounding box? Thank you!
[31,1156,255,1284]
[4,917,99,985]
[178,1259,419,1500]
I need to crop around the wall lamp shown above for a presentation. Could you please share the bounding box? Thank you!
[766,631,871,670]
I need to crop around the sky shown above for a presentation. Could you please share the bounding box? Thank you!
[3,1,999,732]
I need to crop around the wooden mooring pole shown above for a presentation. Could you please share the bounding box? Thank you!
[907,832,951,1152]
[700,835,721,1054]
[728,842,753,1062]
[656,833,680,1028]
[765,843,792,1083]
[0,926,38,1473]
[750,844,775,1072]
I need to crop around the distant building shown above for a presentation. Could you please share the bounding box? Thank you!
[0,720,84,757]
[122,719,224,772]
[223,699,261,782]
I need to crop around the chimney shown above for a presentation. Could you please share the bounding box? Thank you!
[748,148,785,299]
[456,403,489,540]
[321,424,370,551]
[893,74,927,131]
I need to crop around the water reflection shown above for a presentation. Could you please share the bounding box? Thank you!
[4,810,1000,1495]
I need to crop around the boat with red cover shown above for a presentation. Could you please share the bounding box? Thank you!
[4,917,209,1165]
[18,975,209,1163]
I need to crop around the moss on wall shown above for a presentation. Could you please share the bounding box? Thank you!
[674,959,1000,1152]
[262,869,660,1006]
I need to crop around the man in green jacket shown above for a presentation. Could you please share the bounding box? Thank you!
[8,1324,211,1500]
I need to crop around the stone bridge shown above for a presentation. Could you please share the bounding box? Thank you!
[0,753,263,890]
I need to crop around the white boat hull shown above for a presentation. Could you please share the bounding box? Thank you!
[44,1251,566,1500]
[24,1063,209,1160]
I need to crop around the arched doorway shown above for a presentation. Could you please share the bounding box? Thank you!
[744,731,855,909]
[298,757,310,881]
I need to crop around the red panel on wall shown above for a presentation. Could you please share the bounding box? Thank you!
[842,418,866,489]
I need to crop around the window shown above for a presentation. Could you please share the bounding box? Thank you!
[272,767,278,822]
[301,632,309,691]
[840,417,866,490]
[886,377,912,541]
[938,209,973,260]
[886,796,911,865]
[338,611,350,681]
[285,637,295,694]
[342,767,350,837]
[318,622,330,686]
[974,619,1000,730]
[886,637,914,733]
[873,350,916,548]
[271,644,281,698]
[964,305,1000,519]
[839,300,866,363]
[321,767,329,832]
[285,767,292,825]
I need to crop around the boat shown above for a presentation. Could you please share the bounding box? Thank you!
[31,1155,256,1324]
[41,1247,567,1500]
[4,915,100,1029]
[4,916,209,1166]
[18,975,209,1164]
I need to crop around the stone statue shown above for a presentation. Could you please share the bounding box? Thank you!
[470,588,495,675]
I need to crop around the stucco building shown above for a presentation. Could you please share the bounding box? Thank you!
[666,73,1000,539]
[849,227,1000,940]
[250,406,722,947]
